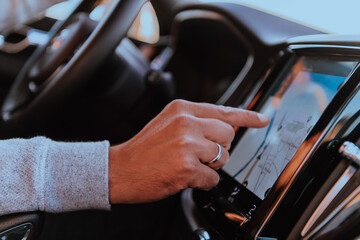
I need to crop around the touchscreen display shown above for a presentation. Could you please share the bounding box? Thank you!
[223,56,357,200]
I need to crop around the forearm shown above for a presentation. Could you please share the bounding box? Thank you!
[0,137,111,216]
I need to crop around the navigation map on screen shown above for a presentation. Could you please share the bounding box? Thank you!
[223,57,353,199]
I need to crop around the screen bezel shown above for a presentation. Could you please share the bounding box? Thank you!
[194,50,360,229]
[191,45,360,239]
[223,55,357,200]
[252,49,360,239]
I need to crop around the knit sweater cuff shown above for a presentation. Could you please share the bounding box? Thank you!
[44,139,111,212]
[0,137,111,216]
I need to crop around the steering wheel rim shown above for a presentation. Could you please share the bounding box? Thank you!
[1,0,145,129]
[0,0,145,238]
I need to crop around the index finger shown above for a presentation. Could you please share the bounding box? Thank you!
[184,101,269,128]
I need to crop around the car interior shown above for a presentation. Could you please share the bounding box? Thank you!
[0,0,360,239]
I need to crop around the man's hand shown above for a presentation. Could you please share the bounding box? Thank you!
[108,100,269,204]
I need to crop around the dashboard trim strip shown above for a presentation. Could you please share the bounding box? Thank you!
[301,165,357,236]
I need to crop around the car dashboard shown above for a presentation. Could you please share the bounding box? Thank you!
[0,1,360,240]
[170,2,360,240]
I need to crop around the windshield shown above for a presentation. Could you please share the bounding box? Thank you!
[232,0,360,34]
[0,0,65,31]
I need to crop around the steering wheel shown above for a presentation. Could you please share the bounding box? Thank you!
[1,0,145,131]
[0,0,145,238]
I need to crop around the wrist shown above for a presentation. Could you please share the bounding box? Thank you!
[108,142,132,204]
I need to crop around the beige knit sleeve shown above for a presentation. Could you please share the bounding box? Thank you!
[0,137,111,215]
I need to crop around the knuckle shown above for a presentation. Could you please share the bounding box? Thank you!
[225,143,231,150]
[216,121,235,144]
[222,150,230,164]
[212,151,229,170]
[177,135,195,149]
[226,125,235,141]
[181,158,196,173]
[168,99,189,113]
[219,105,234,117]
[244,110,252,120]
[242,110,256,122]
[172,114,194,129]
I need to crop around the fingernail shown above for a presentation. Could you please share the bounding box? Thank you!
[257,113,269,122]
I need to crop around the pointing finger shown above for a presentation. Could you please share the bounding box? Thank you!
[167,100,269,128]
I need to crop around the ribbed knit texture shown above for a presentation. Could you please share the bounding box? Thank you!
[0,137,111,215]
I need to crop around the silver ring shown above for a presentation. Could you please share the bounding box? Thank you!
[209,143,222,164]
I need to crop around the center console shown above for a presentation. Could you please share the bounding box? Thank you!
[183,36,360,240]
